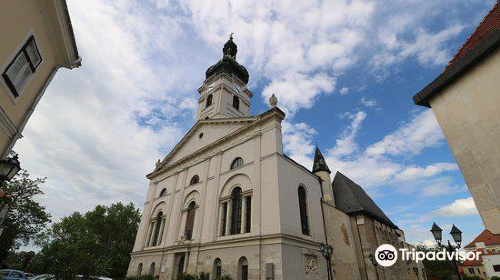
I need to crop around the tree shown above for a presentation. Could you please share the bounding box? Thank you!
[0,170,51,264]
[38,203,140,279]
[415,244,454,280]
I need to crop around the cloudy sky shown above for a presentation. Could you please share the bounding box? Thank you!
[15,0,495,247]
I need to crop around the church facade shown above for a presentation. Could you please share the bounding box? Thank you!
[127,37,425,280]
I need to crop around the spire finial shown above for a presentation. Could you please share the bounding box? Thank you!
[269,93,278,107]
[223,34,238,58]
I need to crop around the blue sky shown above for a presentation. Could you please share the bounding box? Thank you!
[15,0,496,247]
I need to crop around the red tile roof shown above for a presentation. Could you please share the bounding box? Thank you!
[461,248,500,266]
[461,248,487,266]
[465,229,500,248]
[445,1,500,71]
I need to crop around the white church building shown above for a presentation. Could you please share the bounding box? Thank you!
[127,36,425,280]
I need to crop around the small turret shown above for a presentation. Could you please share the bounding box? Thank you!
[312,145,334,204]
[312,145,331,174]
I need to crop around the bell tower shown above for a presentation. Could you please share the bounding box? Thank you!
[196,35,253,121]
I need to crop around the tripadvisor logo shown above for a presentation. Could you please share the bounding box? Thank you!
[374,244,482,267]
[375,244,398,267]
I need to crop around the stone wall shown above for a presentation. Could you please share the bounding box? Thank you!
[429,49,500,234]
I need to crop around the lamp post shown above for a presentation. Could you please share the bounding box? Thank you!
[0,152,21,183]
[320,243,333,280]
[368,253,380,280]
[430,222,463,280]
[0,152,21,237]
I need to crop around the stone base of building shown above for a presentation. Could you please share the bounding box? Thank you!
[127,235,327,280]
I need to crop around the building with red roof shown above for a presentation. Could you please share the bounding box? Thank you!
[413,0,500,234]
[465,229,500,251]
[460,229,500,279]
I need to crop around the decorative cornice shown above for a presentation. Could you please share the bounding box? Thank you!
[130,232,321,256]
[149,108,285,180]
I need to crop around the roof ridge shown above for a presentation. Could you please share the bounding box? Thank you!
[332,171,398,229]
[445,1,500,70]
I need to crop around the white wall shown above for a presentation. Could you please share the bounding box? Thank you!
[483,254,500,278]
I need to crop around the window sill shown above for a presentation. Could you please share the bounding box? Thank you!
[216,232,253,241]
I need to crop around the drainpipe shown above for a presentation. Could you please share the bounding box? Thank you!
[318,177,329,244]
[2,56,82,159]
[355,216,370,280]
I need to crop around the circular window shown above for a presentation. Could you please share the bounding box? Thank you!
[198,132,204,139]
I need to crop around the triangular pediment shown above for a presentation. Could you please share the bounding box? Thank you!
[152,116,258,173]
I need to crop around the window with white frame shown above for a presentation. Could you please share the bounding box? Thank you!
[231,157,244,170]
[2,36,42,98]
[219,187,252,236]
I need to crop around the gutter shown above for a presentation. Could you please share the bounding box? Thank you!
[413,30,500,107]
[61,0,80,66]
[2,57,82,159]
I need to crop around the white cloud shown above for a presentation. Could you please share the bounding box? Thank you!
[366,110,444,157]
[339,87,349,95]
[400,26,464,66]
[282,121,317,169]
[360,97,378,108]
[434,197,479,217]
[15,0,207,221]
[396,163,458,182]
[328,111,367,157]
[178,0,378,114]
[262,73,336,115]
[284,109,454,189]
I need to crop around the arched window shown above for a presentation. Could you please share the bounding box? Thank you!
[137,263,143,276]
[231,157,244,170]
[298,186,310,235]
[185,201,196,239]
[159,188,167,197]
[233,96,240,110]
[151,212,164,246]
[190,175,200,185]
[206,94,213,108]
[213,258,222,279]
[238,257,248,280]
[231,187,243,235]
[149,262,155,275]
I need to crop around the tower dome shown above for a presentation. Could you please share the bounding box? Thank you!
[205,34,249,83]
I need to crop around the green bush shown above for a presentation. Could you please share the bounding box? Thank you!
[140,275,156,280]
[124,274,155,280]
[491,276,500,280]
[215,275,232,280]
[177,274,196,280]
[463,276,482,280]
[197,272,210,280]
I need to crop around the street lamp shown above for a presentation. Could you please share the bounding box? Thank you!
[430,222,463,280]
[0,152,20,237]
[430,222,443,246]
[319,243,333,280]
[450,224,462,248]
[0,153,21,182]
[368,253,380,280]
